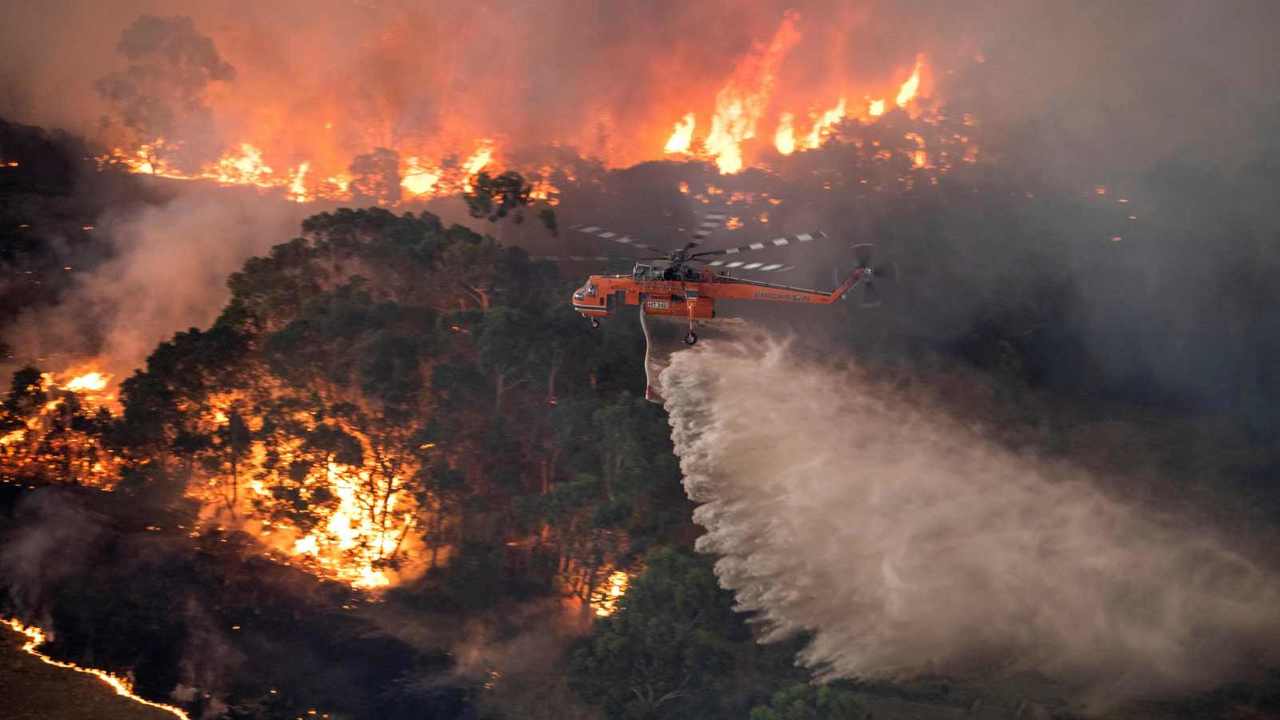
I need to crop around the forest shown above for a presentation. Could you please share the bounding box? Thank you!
[3,90,1280,719]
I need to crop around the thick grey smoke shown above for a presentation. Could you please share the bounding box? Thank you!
[660,329,1280,708]
[95,15,236,168]
[8,188,306,379]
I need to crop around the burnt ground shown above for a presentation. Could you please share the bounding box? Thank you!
[0,622,178,720]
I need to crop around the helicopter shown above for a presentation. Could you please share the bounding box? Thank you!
[563,209,893,344]
[551,208,896,401]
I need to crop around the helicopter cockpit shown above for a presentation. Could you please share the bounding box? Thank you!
[632,262,701,281]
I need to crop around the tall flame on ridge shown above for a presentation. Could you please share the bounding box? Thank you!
[774,112,796,155]
[702,10,802,173]
[896,56,923,107]
[664,112,696,154]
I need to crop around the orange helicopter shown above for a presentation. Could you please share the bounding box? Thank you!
[552,209,896,400]
[563,210,893,343]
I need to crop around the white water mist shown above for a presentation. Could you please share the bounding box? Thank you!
[660,329,1280,707]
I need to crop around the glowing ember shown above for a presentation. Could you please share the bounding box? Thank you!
[904,132,929,168]
[3,618,191,720]
[663,112,696,154]
[593,570,631,617]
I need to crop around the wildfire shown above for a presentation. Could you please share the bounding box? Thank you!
[89,11,946,199]
[663,112,696,154]
[664,14,933,173]
[400,156,442,197]
[65,371,109,393]
[592,570,631,617]
[774,112,796,155]
[896,57,924,107]
[285,462,415,590]
[100,136,503,205]
[798,97,847,152]
[3,618,191,720]
[702,10,801,174]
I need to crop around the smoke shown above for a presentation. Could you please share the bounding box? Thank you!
[95,14,235,167]
[0,488,106,619]
[660,329,1280,708]
[8,187,306,380]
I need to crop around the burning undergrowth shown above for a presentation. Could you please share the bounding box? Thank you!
[0,485,464,719]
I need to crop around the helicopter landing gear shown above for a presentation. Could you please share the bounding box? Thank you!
[683,331,698,345]
[590,318,600,329]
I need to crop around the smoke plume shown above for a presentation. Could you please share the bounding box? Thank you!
[8,187,306,380]
[660,329,1280,708]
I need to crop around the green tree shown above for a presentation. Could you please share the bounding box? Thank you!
[748,684,870,720]
[569,549,750,719]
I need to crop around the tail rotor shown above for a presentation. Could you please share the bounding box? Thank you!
[850,243,897,308]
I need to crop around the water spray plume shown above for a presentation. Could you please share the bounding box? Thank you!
[659,330,1280,707]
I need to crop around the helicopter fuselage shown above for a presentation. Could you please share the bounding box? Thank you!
[571,264,866,322]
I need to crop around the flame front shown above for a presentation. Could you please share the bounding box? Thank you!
[3,618,191,720]
[92,10,942,196]
[702,10,802,174]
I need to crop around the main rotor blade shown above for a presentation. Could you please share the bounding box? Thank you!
[530,255,659,263]
[690,231,827,258]
[570,225,664,254]
[853,242,874,268]
[684,208,730,250]
[701,260,796,273]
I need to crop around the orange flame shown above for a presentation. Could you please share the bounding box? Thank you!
[400,156,442,197]
[896,57,923,108]
[592,570,630,617]
[65,371,109,393]
[774,112,796,155]
[803,97,847,150]
[663,112,696,154]
[702,10,802,173]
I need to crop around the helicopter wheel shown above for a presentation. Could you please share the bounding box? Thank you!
[683,331,698,345]
[590,318,600,329]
